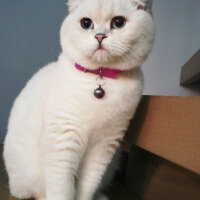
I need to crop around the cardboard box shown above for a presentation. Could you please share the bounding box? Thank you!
[127,96,200,174]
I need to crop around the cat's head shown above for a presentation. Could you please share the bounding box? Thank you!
[60,0,154,70]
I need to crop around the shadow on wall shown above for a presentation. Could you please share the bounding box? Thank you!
[181,80,200,94]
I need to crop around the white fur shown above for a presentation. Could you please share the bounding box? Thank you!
[3,0,154,200]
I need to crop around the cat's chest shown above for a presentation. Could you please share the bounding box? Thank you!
[45,68,141,134]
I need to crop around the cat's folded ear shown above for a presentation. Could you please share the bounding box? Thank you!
[67,0,81,13]
[132,0,149,10]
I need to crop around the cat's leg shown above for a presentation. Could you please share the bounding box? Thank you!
[43,130,84,200]
[76,136,122,200]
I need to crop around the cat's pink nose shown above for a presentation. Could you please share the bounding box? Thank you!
[95,34,107,43]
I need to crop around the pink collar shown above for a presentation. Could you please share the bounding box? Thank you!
[75,63,123,79]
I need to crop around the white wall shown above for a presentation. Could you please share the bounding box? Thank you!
[142,0,200,96]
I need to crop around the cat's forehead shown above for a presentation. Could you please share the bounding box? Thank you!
[77,0,133,21]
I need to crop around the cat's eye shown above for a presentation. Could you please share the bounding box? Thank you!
[80,18,94,30]
[111,16,126,29]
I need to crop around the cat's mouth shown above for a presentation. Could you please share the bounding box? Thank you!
[97,45,104,50]
[90,44,111,63]
[96,44,107,52]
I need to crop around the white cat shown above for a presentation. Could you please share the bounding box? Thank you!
[3,0,154,200]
